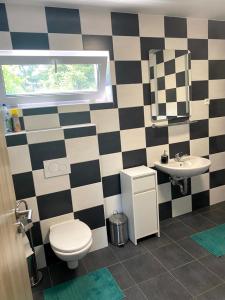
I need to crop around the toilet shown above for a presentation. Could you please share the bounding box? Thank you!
[49,219,93,269]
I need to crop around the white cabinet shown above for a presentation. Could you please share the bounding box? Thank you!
[120,166,160,245]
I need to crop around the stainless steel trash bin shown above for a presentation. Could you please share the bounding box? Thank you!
[109,212,128,246]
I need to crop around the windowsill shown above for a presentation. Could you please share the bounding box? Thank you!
[5,123,96,136]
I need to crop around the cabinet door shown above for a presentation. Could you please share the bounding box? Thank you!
[133,190,158,239]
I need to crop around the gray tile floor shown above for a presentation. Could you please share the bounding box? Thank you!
[32,203,225,300]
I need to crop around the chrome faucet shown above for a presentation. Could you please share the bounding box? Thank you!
[174,152,187,162]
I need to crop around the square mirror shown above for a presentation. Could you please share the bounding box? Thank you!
[149,49,191,121]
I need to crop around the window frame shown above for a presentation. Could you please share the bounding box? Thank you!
[0,50,113,108]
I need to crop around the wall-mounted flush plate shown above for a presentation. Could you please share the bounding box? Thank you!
[44,158,71,178]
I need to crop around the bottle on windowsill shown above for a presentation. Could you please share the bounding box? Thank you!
[1,104,12,133]
[10,108,21,132]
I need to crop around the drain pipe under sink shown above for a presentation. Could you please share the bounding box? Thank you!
[170,177,188,195]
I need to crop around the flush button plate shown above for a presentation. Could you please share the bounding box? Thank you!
[44,158,71,178]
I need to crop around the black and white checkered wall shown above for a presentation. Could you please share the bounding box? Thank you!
[6,124,108,269]
[1,3,225,268]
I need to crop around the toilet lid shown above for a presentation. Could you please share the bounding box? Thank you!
[49,219,92,253]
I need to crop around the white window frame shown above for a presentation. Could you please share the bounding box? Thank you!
[0,50,113,108]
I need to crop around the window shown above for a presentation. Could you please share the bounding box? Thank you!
[0,50,113,108]
[2,64,98,95]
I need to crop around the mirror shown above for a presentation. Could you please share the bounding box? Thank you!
[149,49,191,121]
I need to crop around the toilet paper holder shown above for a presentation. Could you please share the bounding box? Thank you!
[15,199,32,223]
[16,199,43,287]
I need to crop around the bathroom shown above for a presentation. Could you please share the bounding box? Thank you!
[1,0,225,299]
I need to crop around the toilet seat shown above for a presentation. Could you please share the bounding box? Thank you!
[49,219,92,253]
[52,238,93,257]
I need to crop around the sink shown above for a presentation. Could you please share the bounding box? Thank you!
[154,156,211,178]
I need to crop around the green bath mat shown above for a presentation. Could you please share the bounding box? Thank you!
[44,267,124,300]
[191,223,225,257]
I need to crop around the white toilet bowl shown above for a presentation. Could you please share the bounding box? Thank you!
[49,219,93,269]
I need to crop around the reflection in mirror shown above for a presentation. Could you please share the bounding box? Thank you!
[149,49,191,121]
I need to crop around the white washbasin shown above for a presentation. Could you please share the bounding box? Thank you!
[154,156,211,178]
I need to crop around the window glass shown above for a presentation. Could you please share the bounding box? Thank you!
[2,63,98,95]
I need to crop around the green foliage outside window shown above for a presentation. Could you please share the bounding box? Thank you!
[2,64,97,95]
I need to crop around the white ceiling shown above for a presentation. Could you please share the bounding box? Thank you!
[4,0,225,20]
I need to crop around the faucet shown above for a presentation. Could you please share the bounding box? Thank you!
[174,152,188,162]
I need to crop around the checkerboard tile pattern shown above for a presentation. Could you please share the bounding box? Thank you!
[1,4,225,267]
[6,125,108,268]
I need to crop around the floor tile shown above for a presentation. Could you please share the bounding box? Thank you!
[172,261,222,296]
[201,208,225,224]
[109,241,146,261]
[123,252,166,283]
[217,202,225,209]
[179,214,216,231]
[108,263,135,290]
[140,233,172,251]
[162,221,195,241]
[124,286,147,300]
[200,254,225,280]
[151,243,194,270]
[31,267,51,293]
[178,237,209,259]
[32,290,44,300]
[139,273,192,300]
[195,206,212,214]
[160,218,178,228]
[197,284,225,299]
[49,261,87,286]
[82,247,118,272]
[209,202,225,210]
